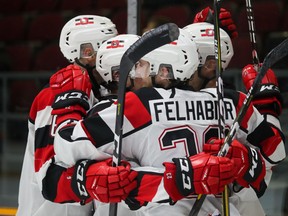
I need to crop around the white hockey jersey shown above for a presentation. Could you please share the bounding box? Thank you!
[48,87,285,216]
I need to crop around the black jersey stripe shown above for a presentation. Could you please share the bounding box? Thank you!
[247,120,275,147]
[42,162,74,203]
[134,87,163,114]
[223,88,240,106]
[82,114,114,147]
[35,125,54,150]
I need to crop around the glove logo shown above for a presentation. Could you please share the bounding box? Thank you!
[55,91,89,104]
[179,158,192,190]
[249,148,259,178]
[76,160,89,197]
[259,84,280,93]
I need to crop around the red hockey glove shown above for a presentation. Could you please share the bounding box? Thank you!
[50,64,92,124]
[71,158,138,203]
[242,64,283,117]
[50,64,92,114]
[193,6,238,39]
[163,152,236,201]
[203,139,266,191]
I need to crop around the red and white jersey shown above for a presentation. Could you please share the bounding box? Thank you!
[51,87,285,215]
[17,66,95,216]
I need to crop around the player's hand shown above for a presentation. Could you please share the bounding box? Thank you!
[50,64,92,116]
[242,64,283,117]
[204,139,266,190]
[72,158,138,203]
[163,152,236,201]
[193,6,238,39]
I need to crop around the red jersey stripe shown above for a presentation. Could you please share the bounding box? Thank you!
[124,92,151,128]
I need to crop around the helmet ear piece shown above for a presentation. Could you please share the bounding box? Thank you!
[59,15,118,63]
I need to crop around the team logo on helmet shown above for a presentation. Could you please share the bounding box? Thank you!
[200,28,214,37]
[75,17,94,25]
[107,40,125,49]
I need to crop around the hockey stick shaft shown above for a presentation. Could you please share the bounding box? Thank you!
[109,23,180,216]
[215,0,225,140]
[214,0,230,214]
[245,0,260,68]
[189,0,230,215]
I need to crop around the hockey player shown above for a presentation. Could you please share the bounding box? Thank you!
[39,11,281,215]
[182,22,285,215]
[83,34,144,216]
[16,15,118,216]
[123,23,285,216]
[41,26,283,216]
[93,23,284,216]
[43,27,233,209]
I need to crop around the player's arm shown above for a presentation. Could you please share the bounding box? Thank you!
[49,64,93,130]
[242,65,286,165]
[34,65,91,204]
[40,64,95,203]
[42,158,137,204]
[203,139,266,191]
[123,152,237,210]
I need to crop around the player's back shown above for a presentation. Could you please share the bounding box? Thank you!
[121,87,237,167]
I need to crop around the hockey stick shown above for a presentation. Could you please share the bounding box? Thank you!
[217,36,288,156]
[213,0,230,215]
[189,0,230,215]
[189,34,288,216]
[245,0,260,69]
[109,23,180,216]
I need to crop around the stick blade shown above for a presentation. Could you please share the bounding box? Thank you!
[254,37,288,92]
[261,37,288,74]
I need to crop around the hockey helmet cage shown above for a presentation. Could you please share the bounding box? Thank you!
[96,34,140,83]
[183,22,234,70]
[138,28,200,81]
[59,15,118,63]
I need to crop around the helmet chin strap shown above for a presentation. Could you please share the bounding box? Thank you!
[75,58,101,98]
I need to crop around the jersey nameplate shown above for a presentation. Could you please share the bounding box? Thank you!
[150,98,235,123]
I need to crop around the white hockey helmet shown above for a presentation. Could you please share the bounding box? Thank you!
[96,34,140,83]
[183,22,234,70]
[59,15,118,62]
[136,28,200,81]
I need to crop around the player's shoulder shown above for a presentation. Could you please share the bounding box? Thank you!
[131,87,164,101]
[88,95,117,117]
[31,83,54,109]
[224,88,245,105]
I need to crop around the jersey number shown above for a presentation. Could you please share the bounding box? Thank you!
[159,125,229,156]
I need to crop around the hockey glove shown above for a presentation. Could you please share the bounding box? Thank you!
[50,64,92,125]
[242,64,283,117]
[193,6,238,39]
[71,158,138,203]
[203,139,266,190]
[163,152,236,201]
